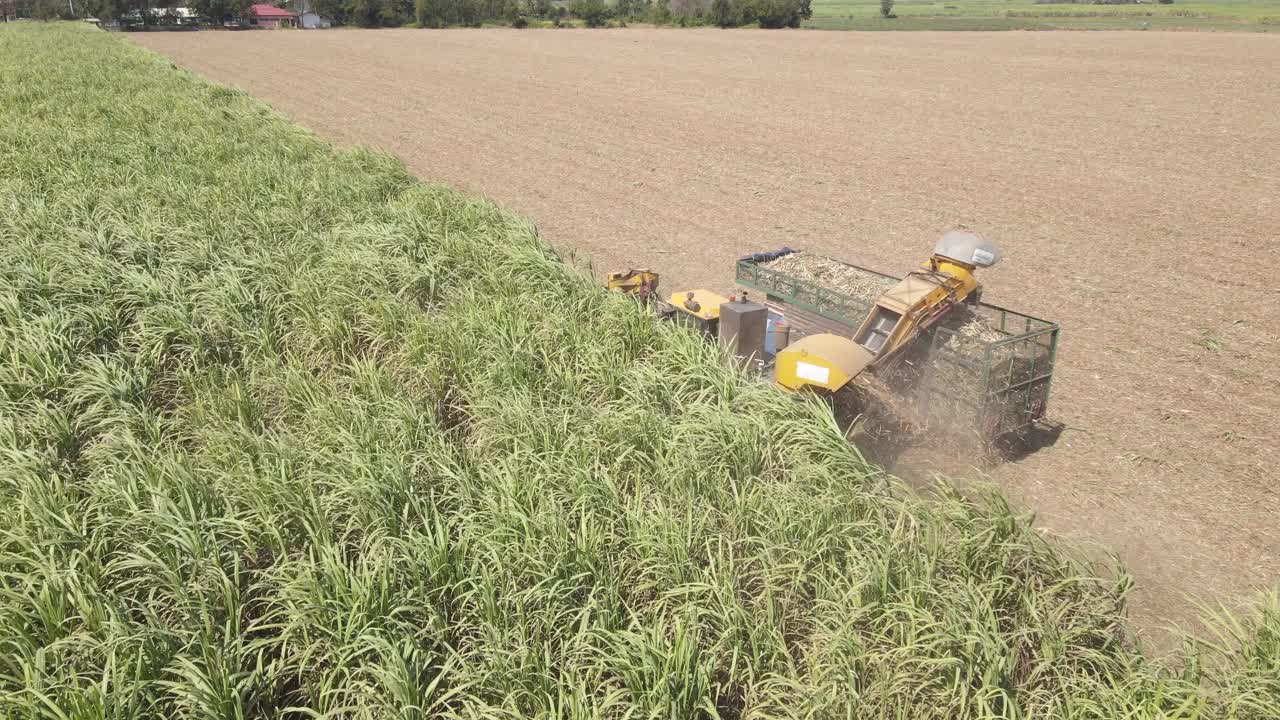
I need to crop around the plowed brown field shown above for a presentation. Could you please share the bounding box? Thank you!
[132,28,1280,645]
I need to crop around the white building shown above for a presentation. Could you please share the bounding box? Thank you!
[300,11,329,28]
[169,6,200,24]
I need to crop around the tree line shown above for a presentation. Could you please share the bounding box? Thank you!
[8,0,265,23]
[412,0,814,28]
[5,0,813,27]
[711,0,810,28]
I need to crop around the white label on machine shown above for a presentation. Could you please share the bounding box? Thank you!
[971,248,996,266]
[795,361,830,385]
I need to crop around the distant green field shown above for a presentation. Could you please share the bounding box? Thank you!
[807,0,1280,30]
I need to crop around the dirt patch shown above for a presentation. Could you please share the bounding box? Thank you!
[132,28,1280,649]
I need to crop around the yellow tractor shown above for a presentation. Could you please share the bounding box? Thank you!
[604,269,661,301]
[606,269,729,337]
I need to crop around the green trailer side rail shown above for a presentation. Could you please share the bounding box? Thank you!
[735,256,895,329]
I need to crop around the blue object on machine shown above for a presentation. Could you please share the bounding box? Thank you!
[763,310,787,356]
[738,247,795,264]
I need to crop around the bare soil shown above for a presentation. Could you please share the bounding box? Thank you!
[133,28,1280,649]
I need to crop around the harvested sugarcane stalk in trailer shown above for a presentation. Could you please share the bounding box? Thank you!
[608,231,1061,458]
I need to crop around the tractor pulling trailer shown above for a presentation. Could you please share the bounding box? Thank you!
[608,232,1061,451]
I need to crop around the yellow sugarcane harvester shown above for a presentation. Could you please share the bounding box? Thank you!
[609,232,1059,447]
[611,232,1002,389]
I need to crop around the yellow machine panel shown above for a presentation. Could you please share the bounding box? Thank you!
[668,289,727,321]
[667,289,729,337]
[924,256,978,298]
[774,334,874,392]
[606,269,660,299]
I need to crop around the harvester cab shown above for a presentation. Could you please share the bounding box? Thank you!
[774,232,1001,393]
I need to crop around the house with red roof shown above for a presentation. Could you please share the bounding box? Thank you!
[246,3,297,28]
